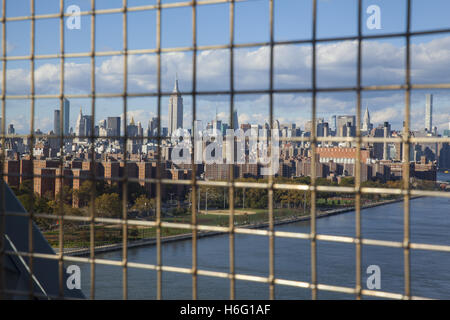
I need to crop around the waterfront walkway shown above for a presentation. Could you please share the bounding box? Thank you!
[55,196,417,257]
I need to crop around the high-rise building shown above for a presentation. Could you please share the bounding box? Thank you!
[63,98,70,135]
[168,78,183,136]
[361,106,372,132]
[305,118,328,137]
[443,122,450,137]
[54,110,61,135]
[98,119,106,129]
[212,119,222,133]
[383,122,390,160]
[127,117,139,137]
[75,108,93,137]
[75,109,84,137]
[194,120,203,134]
[273,120,280,130]
[425,94,433,132]
[321,122,329,138]
[221,123,229,136]
[330,115,337,133]
[52,99,70,136]
[7,124,15,135]
[84,115,92,136]
[107,117,121,137]
[337,115,356,137]
[147,117,158,137]
[232,110,239,130]
[137,121,143,137]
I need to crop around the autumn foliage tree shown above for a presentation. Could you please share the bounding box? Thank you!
[96,193,122,218]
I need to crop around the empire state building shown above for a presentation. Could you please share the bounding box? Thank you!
[168,78,183,136]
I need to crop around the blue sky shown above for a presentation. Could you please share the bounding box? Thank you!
[2,0,450,134]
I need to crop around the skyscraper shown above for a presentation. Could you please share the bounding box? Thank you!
[212,119,222,133]
[425,94,433,132]
[75,108,92,137]
[54,110,61,135]
[330,115,337,133]
[127,117,138,137]
[137,121,143,137]
[7,124,15,135]
[168,78,183,136]
[147,117,158,136]
[194,119,202,134]
[53,99,69,135]
[337,115,356,137]
[383,122,390,160]
[75,108,85,137]
[63,98,70,135]
[107,117,121,137]
[98,119,106,129]
[232,110,239,130]
[361,106,372,132]
[83,115,92,136]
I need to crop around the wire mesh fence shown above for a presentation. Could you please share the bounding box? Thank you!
[0,0,449,300]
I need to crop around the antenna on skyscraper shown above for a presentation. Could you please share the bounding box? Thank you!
[173,72,180,93]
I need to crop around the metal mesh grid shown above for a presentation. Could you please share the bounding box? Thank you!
[0,0,449,300]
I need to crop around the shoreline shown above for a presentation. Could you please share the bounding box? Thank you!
[57,196,421,257]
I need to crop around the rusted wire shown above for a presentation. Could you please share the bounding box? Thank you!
[0,0,449,301]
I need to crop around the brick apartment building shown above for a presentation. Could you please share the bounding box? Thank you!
[316,147,371,164]
[3,160,20,188]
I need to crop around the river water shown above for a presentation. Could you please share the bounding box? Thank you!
[79,172,450,300]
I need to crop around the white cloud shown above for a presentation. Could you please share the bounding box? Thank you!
[371,107,401,124]
[3,36,450,133]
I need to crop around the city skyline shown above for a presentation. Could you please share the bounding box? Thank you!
[2,0,450,303]
[6,88,448,138]
[4,56,450,136]
[2,1,450,135]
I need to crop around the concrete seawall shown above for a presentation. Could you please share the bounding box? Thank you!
[58,196,419,257]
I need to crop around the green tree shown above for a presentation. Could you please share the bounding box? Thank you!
[96,193,122,218]
[17,193,34,212]
[55,185,73,205]
[18,179,33,194]
[127,182,147,204]
[339,177,355,187]
[132,195,155,214]
[195,186,223,209]
[103,181,120,195]
[72,180,93,207]
[170,207,188,216]
[35,194,51,213]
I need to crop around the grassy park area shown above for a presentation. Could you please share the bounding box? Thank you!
[44,207,310,248]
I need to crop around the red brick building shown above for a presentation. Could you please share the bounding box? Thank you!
[3,160,20,188]
[316,147,371,164]
[34,168,56,198]
[103,161,120,185]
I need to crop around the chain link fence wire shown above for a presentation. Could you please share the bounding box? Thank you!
[0,0,449,300]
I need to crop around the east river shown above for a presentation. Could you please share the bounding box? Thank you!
[79,172,450,299]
